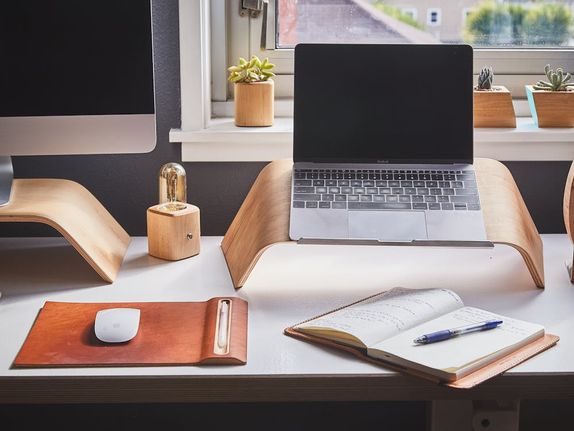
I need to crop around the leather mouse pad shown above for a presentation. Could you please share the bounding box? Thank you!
[13,298,248,367]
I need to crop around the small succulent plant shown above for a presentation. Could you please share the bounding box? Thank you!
[476,66,493,90]
[228,55,275,83]
[533,64,574,91]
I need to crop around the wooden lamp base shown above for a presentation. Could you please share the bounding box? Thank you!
[147,202,200,261]
[0,179,130,283]
[222,158,544,289]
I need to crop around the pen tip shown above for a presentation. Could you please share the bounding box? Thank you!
[413,337,425,344]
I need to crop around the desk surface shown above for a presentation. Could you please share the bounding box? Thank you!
[1,235,574,403]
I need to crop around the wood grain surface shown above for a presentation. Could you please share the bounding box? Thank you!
[222,158,544,289]
[147,203,201,261]
[526,85,574,128]
[0,179,130,282]
[563,162,574,282]
[473,86,516,128]
[474,158,544,287]
[221,159,292,287]
[234,81,274,127]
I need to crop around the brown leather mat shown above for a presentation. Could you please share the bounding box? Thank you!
[14,298,248,367]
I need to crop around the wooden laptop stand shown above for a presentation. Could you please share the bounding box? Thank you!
[222,158,544,289]
[0,179,130,283]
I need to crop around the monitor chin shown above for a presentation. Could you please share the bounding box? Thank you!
[0,114,156,156]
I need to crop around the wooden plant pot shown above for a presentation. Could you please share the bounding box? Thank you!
[473,86,516,128]
[234,80,274,127]
[525,85,574,128]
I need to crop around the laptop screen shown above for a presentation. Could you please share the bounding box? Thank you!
[293,44,473,164]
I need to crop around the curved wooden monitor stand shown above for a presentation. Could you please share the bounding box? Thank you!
[222,158,544,289]
[0,179,130,283]
[563,162,574,282]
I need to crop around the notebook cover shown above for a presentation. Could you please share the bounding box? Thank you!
[284,328,559,389]
[13,298,248,367]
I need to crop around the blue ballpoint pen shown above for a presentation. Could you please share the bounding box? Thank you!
[413,319,503,344]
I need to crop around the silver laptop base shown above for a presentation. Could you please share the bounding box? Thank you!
[298,238,494,248]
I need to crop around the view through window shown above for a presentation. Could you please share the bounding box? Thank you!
[277,0,574,48]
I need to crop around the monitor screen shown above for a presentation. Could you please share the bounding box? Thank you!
[0,0,156,155]
[293,44,473,164]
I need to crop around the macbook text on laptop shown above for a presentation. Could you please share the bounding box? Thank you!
[289,43,489,244]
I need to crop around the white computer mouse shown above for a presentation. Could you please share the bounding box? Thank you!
[94,308,140,343]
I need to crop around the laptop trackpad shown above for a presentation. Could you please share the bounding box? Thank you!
[348,211,428,241]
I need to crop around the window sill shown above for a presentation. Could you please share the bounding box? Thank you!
[170,117,574,162]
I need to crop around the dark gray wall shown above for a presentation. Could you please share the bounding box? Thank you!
[504,161,571,234]
[0,1,570,240]
[0,1,265,238]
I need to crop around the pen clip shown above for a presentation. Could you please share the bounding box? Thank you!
[214,299,231,355]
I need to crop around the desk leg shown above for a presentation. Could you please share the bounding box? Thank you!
[431,400,520,431]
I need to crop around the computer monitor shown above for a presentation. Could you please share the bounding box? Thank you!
[0,0,156,205]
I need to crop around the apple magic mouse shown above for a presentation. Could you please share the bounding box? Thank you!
[94,308,140,343]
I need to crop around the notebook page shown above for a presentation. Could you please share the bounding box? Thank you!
[370,306,544,377]
[296,287,463,347]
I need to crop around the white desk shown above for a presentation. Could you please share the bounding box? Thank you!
[1,235,574,404]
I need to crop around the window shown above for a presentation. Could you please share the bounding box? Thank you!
[267,0,574,48]
[222,0,574,101]
[172,0,574,162]
[427,8,441,26]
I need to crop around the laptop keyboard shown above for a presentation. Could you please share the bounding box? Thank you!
[292,168,480,211]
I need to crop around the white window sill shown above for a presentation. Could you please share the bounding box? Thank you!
[170,117,574,162]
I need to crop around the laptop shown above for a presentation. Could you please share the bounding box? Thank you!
[289,43,489,245]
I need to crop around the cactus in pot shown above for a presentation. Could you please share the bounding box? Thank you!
[476,66,493,91]
[533,64,574,92]
[473,65,516,127]
[526,64,574,127]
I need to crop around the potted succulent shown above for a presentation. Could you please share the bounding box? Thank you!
[526,64,574,127]
[473,66,516,128]
[228,55,275,127]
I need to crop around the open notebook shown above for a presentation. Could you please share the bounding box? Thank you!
[286,288,558,386]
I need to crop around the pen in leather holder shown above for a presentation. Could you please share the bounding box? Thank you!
[147,163,200,260]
